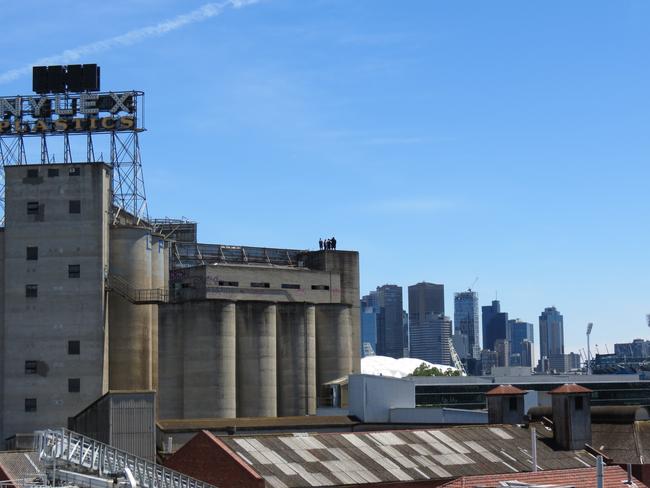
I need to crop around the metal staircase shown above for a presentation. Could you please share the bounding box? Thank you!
[107,274,169,304]
[36,428,216,488]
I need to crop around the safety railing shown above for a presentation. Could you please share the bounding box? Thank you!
[35,429,216,488]
[107,274,168,304]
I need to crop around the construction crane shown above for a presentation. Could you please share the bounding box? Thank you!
[467,277,479,292]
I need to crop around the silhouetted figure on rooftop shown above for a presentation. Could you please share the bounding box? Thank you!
[331,237,337,250]
[318,238,323,250]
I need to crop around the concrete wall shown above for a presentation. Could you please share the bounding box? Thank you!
[2,163,110,442]
[316,304,353,389]
[348,374,415,422]
[389,407,488,424]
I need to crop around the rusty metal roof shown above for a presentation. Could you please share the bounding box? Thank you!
[486,385,526,396]
[548,384,593,395]
[219,424,596,488]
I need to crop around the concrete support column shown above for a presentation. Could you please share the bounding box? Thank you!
[158,303,184,419]
[277,303,316,416]
[236,302,277,417]
[183,301,236,418]
[315,304,353,390]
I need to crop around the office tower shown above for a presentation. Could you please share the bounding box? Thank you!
[410,314,452,365]
[402,310,409,358]
[361,292,378,357]
[614,339,650,359]
[482,300,508,350]
[507,319,534,365]
[375,285,404,358]
[521,340,534,368]
[539,306,564,359]
[480,349,498,375]
[454,290,480,359]
[408,282,446,364]
[494,339,510,367]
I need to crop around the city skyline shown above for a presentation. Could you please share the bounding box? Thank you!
[0,1,647,355]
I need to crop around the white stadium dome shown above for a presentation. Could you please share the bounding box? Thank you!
[360,355,459,378]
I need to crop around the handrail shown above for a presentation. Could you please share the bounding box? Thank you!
[35,428,217,488]
[107,274,168,304]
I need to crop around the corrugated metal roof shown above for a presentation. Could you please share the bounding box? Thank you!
[158,416,359,433]
[220,425,596,488]
[548,384,592,395]
[441,465,646,488]
[486,385,526,396]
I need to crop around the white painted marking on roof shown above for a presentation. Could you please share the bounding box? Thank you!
[302,436,327,450]
[312,473,333,486]
[377,445,417,468]
[433,453,474,465]
[413,431,454,454]
[264,449,289,465]
[233,438,256,451]
[368,432,406,446]
[575,456,591,467]
[265,476,289,488]
[410,443,434,456]
[387,468,413,481]
[246,450,272,465]
[499,450,518,463]
[413,467,430,479]
[329,448,353,461]
[329,470,356,485]
[428,431,471,454]
[501,461,519,473]
[278,438,319,462]
[489,427,514,440]
[288,462,322,487]
[237,453,254,466]
[465,441,502,463]
[340,433,401,470]
[273,460,296,475]
[428,464,453,478]
[247,438,267,451]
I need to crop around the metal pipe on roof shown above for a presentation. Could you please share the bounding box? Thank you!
[531,427,537,472]
[596,455,604,488]
[627,464,633,485]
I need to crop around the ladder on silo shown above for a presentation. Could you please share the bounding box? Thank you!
[35,428,217,488]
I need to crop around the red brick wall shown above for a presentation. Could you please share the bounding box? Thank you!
[164,430,263,488]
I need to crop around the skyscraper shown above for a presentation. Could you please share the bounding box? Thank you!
[507,319,534,365]
[539,306,564,359]
[360,292,378,356]
[408,282,449,365]
[454,290,480,359]
[482,300,508,351]
[410,314,452,365]
[375,285,404,358]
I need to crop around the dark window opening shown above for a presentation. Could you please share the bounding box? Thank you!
[69,167,80,176]
[69,200,81,214]
[68,340,80,355]
[281,284,301,289]
[250,282,270,288]
[26,169,39,178]
[27,201,40,215]
[218,281,239,287]
[25,284,38,298]
[48,168,59,177]
[509,396,518,411]
[68,264,80,278]
[26,246,38,261]
[25,398,37,412]
[68,378,80,393]
[311,284,330,290]
[575,396,584,410]
[25,361,38,375]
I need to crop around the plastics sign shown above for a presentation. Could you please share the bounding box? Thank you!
[0,91,142,135]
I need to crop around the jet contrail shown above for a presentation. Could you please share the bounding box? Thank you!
[0,0,260,84]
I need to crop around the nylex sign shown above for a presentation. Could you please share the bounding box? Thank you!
[0,91,142,135]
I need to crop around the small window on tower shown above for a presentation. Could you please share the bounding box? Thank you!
[27,201,40,215]
[25,284,38,298]
[69,200,81,214]
[68,340,80,355]
[509,397,518,411]
[25,361,38,375]
[48,168,59,177]
[25,398,37,412]
[26,169,39,178]
[26,246,38,261]
[68,264,80,278]
[575,396,584,411]
[281,284,300,289]
[69,167,81,176]
[68,378,80,393]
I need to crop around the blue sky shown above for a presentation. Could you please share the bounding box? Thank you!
[2,0,649,357]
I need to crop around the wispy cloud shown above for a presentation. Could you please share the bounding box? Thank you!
[0,0,260,84]
[362,136,429,146]
[362,197,457,215]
